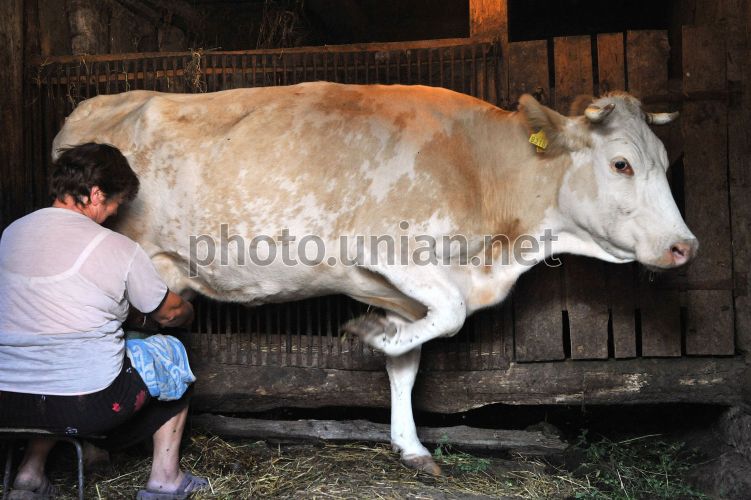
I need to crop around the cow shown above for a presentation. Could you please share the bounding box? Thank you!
[52,81,696,474]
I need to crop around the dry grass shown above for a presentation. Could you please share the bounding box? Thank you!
[2,433,585,499]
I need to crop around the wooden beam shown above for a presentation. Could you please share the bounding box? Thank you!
[190,415,568,456]
[188,356,749,413]
[0,0,24,233]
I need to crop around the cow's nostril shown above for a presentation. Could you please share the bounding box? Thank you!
[669,241,694,266]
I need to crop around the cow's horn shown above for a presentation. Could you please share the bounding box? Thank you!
[645,111,679,125]
[584,103,615,123]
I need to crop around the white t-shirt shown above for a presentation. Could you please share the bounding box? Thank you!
[0,208,168,395]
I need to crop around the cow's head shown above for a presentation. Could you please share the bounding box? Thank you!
[520,92,697,269]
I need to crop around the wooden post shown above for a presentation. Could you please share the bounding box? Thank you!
[682,25,734,356]
[727,36,751,357]
[469,0,507,38]
[0,0,25,233]
[469,0,508,108]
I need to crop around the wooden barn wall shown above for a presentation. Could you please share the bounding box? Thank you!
[5,0,751,412]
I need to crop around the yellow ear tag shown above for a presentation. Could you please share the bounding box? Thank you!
[529,129,548,153]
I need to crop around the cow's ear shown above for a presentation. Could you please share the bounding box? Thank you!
[518,94,589,154]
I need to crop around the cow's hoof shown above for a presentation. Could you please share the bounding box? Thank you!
[402,455,442,476]
[341,313,397,346]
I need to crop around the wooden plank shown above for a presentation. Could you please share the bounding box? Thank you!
[728,46,751,355]
[469,0,507,37]
[639,278,682,358]
[683,25,727,94]
[623,29,682,357]
[0,0,24,233]
[512,265,565,362]
[190,357,748,413]
[682,25,734,355]
[553,35,593,114]
[597,33,636,358]
[507,42,563,362]
[563,256,609,360]
[626,30,676,164]
[37,0,71,56]
[597,33,625,93]
[686,290,734,354]
[554,36,608,359]
[508,40,549,106]
[626,30,669,99]
[606,263,637,358]
[191,415,568,456]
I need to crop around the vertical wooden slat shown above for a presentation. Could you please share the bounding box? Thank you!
[554,36,609,359]
[597,33,625,93]
[624,29,683,357]
[728,40,751,354]
[682,25,734,355]
[564,257,610,359]
[626,30,670,99]
[513,264,565,362]
[1,0,25,231]
[597,32,636,358]
[508,40,549,106]
[607,263,637,358]
[553,36,593,115]
[508,39,564,362]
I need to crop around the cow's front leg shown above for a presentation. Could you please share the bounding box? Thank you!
[348,263,466,357]
[386,345,441,475]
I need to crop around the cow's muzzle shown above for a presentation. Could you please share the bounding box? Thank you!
[666,238,699,267]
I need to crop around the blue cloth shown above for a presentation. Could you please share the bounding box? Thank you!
[125,334,195,401]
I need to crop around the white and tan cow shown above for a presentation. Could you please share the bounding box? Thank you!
[52,82,696,474]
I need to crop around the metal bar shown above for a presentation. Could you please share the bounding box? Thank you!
[428,48,434,86]
[30,37,498,65]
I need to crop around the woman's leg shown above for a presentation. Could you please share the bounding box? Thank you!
[12,438,56,490]
[144,406,188,492]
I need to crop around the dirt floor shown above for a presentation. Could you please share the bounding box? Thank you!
[3,404,751,499]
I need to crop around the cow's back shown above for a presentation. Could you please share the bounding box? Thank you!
[55,83,498,237]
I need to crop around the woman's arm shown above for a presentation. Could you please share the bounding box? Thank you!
[149,291,194,328]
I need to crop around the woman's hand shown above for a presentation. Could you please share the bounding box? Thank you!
[150,291,195,328]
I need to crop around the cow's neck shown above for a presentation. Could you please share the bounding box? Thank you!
[474,110,571,256]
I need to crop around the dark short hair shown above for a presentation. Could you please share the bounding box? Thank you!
[50,143,139,205]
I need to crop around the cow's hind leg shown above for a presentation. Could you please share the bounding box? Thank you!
[386,344,441,475]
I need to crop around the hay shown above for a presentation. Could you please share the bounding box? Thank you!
[184,49,207,93]
[1,432,584,499]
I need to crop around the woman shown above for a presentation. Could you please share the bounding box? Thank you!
[0,143,208,499]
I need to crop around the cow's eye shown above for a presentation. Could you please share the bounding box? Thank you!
[611,158,634,176]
